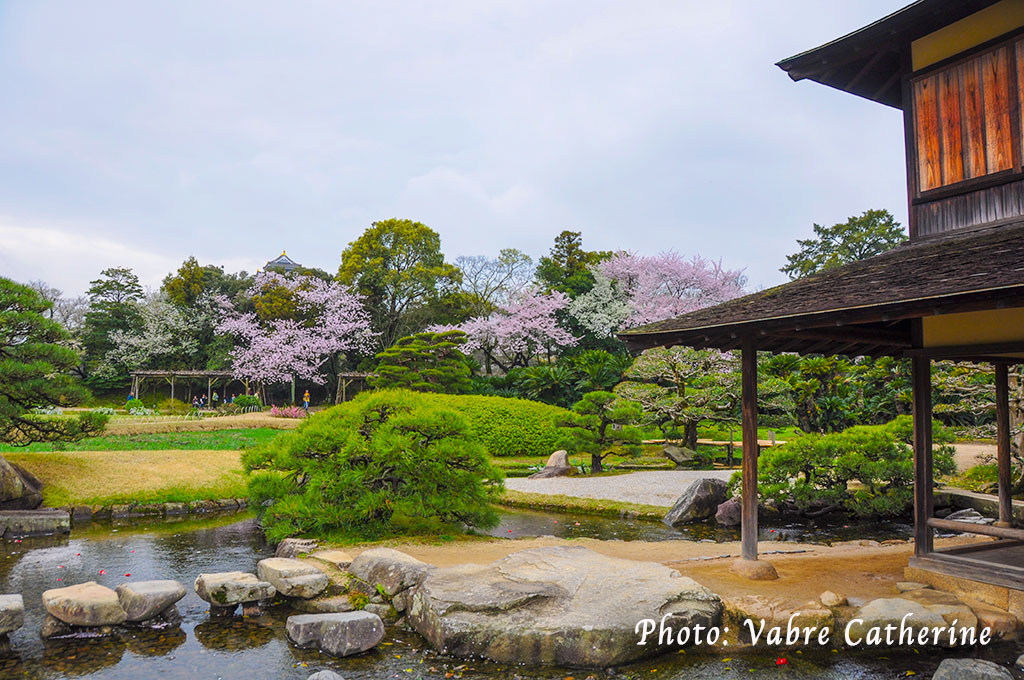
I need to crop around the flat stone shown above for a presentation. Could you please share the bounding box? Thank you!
[963,599,1019,640]
[729,559,779,581]
[286,611,385,657]
[663,445,695,466]
[0,595,24,635]
[725,595,832,644]
[42,581,127,627]
[115,580,186,622]
[363,602,398,624]
[349,548,433,597]
[407,545,722,667]
[933,658,1013,680]
[307,672,346,680]
[896,581,930,593]
[311,550,354,570]
[663,478,728,526]
[527,466,572,479]
[276,538,319,558]
[292,596,355,615]
[0,509,70,538]
[194,572,275,607]
[257,558,328,599]
[820,591,847,608]
[164,502,188,516]
[845,598,951,647]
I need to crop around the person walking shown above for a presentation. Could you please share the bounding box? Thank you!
[126,391,135,405]
[212,391,219,408]
[302,389,310,413]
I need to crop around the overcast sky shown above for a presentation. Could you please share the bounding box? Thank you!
[0,0,910,297]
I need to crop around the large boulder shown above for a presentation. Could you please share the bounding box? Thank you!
[115,580,186,622]
[0,459,42,510]
[348,548,433,597]
[42,581,127,627]
[0,595,24,635]
[275,538,319,558]
[407,545,721,667]
[933,659,1013,680]
[194,572,275,608]
[663,445,695,466]
[528,450,573,479]
[286,612,385,657]
[715,498,742,526]
[663,478,729,527]
[257,558,329,599]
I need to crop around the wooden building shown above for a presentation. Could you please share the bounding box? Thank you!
[621,0,1024,593]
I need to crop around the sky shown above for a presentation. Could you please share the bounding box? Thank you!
[0,0,910,297]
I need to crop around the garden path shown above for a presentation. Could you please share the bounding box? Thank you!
[504,469,733,507]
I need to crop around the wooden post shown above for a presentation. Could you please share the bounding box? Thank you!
[727,428,734,468]
[996,363,1013,527]
[912,356,934,558]
[170,376,175,401]
[207,377,212,408]
[741,337,759,562]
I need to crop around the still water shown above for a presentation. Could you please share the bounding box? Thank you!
[0,512,1011,679]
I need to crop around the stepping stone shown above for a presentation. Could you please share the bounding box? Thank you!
[115,580,186,622]
[896,581,929,593]
[819,591,847,608]
[311,550,353,570]
[286,611,385,657]
[276,538,319,558]
[0,595,24,635]
[257,558,328,599]
[348,548,433,597]
[194,571,275,613]
[42,581,127,627]
[292,595,355,615]
[308,671,346,680]
[933,658,1013,680]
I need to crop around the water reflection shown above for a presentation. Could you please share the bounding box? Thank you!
[0,513,997,679]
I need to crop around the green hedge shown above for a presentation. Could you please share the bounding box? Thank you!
[331,391,568,458]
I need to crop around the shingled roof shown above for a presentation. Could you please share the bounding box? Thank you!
[619,222,1024,356]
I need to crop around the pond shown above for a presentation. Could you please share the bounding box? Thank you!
[0,512,1013,679]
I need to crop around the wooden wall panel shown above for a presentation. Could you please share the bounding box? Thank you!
[913,178,1024,236]
[915,76,942,192]
[982,47,1013,173]
[939,68,964,185]
[962,60,987,179]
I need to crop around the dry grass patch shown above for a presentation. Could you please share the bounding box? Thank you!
[4,449,247,507]
[105,412,301,435]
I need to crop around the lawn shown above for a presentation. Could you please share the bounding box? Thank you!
[0,428,283,453]
[3,449,246,507]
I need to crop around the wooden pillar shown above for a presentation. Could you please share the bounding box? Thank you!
[170,376,175,401]
[912,356,934,557]
[741,337,759,562]
[207,377,212,407]
[996,363,1013,527]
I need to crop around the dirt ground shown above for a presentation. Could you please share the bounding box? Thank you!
[343,534,981,605]
[954,442,997,470]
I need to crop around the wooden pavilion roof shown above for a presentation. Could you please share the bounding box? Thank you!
[776,0,1002,108]
[619,222,1024,358]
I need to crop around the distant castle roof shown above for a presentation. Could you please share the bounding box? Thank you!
[266,251,301,272]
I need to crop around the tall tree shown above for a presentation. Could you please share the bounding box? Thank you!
[781,209,907,280]
[371,330,473,394]
[455,248,534,316]
[337,219,461,350]
[0,278,107,444]
[535,230,611,298]
[82,267,144,388]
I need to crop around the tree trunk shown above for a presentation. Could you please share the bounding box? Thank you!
[591,452,603,474]
[683,422,699,450]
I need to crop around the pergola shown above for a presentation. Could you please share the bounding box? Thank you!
[130,370,247,405]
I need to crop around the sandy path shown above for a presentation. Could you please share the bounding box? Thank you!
[953,442,996,471]
[504,469,735,507]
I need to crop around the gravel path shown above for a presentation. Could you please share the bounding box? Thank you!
[504,469,734,507]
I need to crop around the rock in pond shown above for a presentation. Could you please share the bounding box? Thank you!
[275,538,319,558]
[0,458,42,510]
[845,598,953,647]
[308,671,346,680]
[407,545,721,667]
[349,548,433,597]
[286,612,385,657]
[115,580,186,623]
[933,658,1013,680]
[663,478,728,526]
[257,558,329,599]
[715,497,741,527]
[0,595,24,635]
[194,572,275,613]
[42,581,127,628]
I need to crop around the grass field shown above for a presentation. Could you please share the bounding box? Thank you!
[0,428,284,453]
[103,412,301,435]
[4,449,246,507]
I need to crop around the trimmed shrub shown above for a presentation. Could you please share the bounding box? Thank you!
[233,395,262,409]
[157,398,190,416]
[428,393,570,458]
[243,389,503,541]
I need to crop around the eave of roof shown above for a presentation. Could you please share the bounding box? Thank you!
[619,223,1024,357]
[776,0,1003,108]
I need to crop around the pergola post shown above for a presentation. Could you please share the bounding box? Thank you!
[207,377,212,408]
[730,337,778,580]
[170,376,175,401]
[912,355,934,557]
[996,363,1013,527]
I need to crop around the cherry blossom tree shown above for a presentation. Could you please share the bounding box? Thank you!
[217,272,374,387]
[436,288,576,373]
[570,252,746,337]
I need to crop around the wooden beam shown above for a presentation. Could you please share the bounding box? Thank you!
[775,326,911,347]
[996,363,1013,526]
[741,337,759,562]
[905,341,1024,359]
[927,517,1024,540]
[912,355,934,557]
